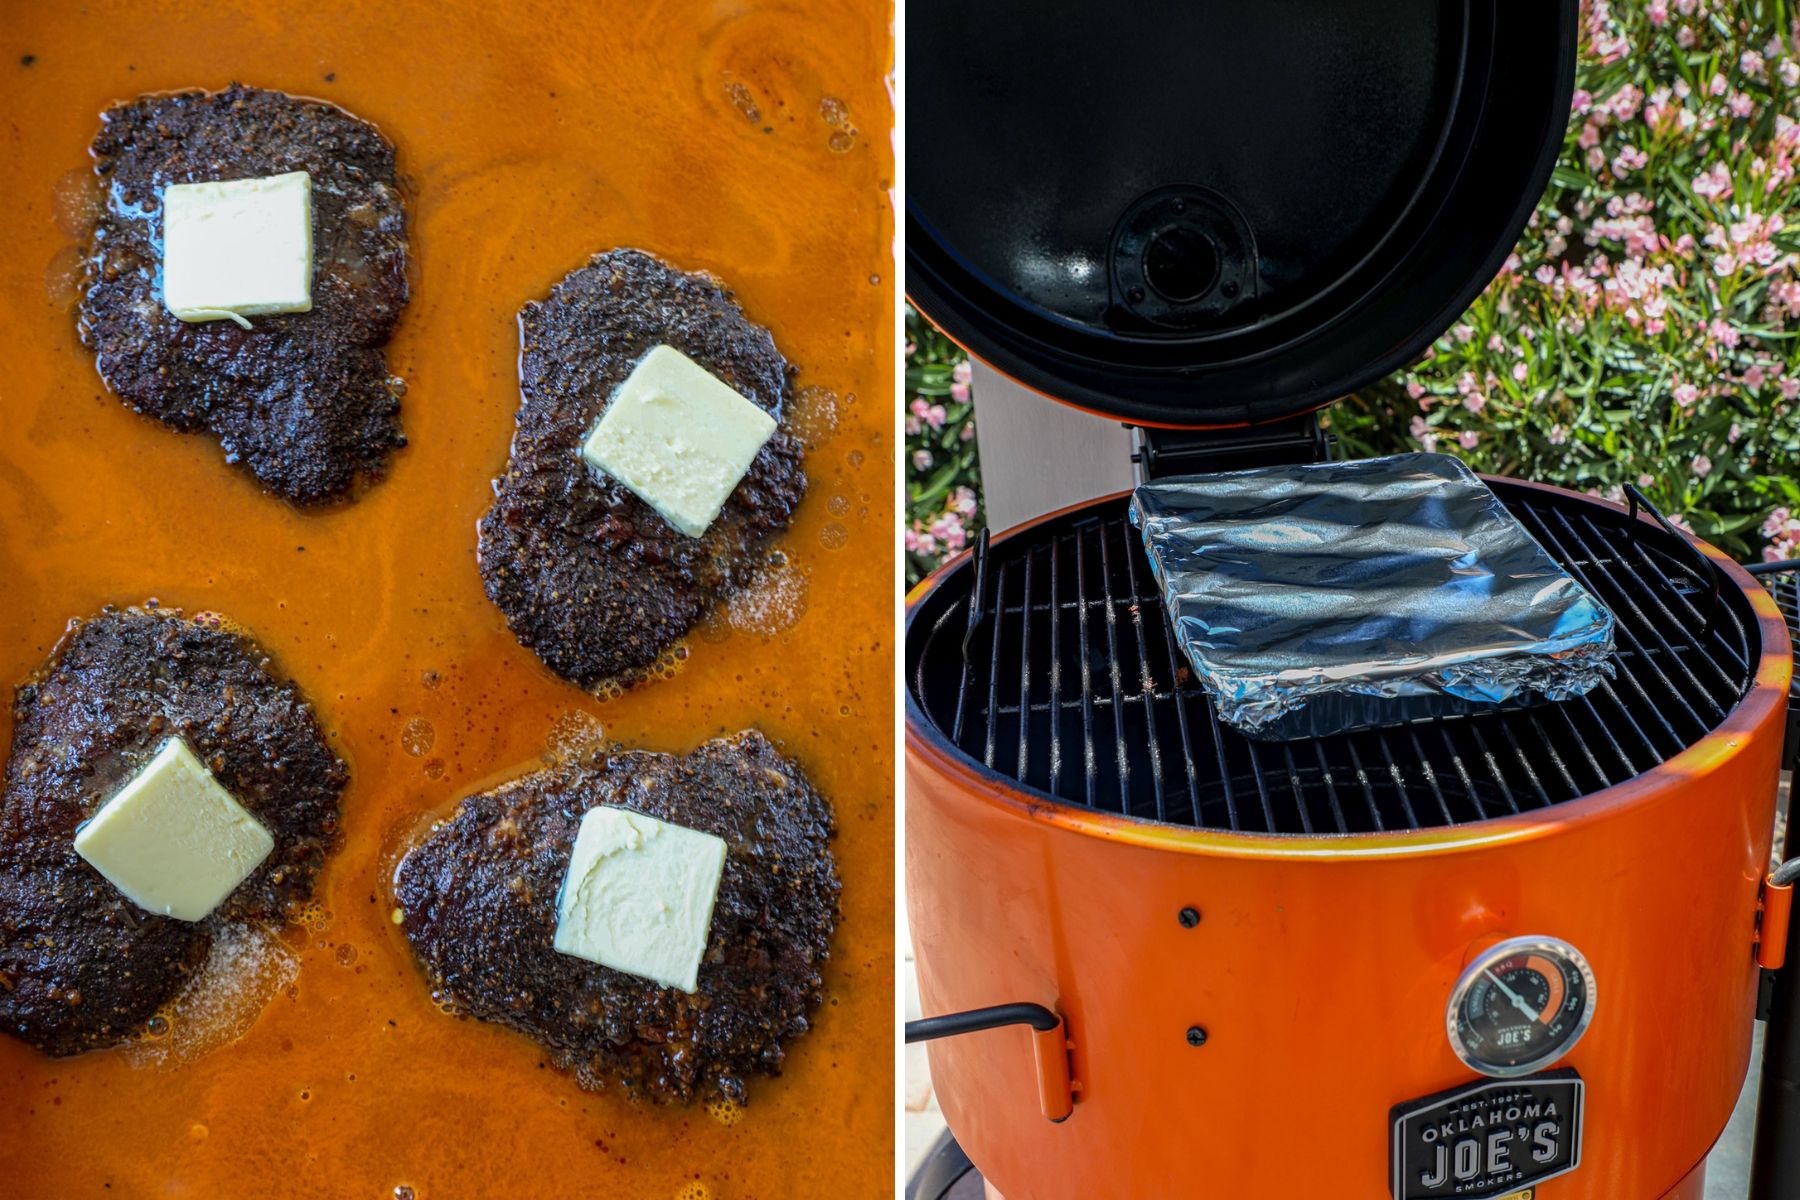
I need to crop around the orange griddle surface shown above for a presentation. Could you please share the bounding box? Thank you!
[0,2,893,1196]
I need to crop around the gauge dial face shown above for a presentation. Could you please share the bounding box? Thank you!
[1447,936,1596,1078]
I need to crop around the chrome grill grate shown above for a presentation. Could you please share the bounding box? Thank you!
[907,484,1761,834]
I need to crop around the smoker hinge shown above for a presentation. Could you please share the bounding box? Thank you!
[1130,411,1333,482]
[1759,859,1800,972]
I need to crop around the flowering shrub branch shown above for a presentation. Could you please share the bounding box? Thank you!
[1334,0,1800,561]
[905,304,983,585]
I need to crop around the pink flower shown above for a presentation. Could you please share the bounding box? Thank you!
[1408,415,1438,453]
[1765,508,1800,560]
[1611,145,1647,175]
[1783,378,1800,400]
[1782,61,1800,87]
[1511,361,1529,382]
[1708,72,1729,97]
[1463,392,1487,415]
[1405,379,1425,400]
[949,382,970,403]
[1745,364,1767,389]
[951,486,978,516]
[951,359,972,385]
[912,449,933,471]
[1457,430,1480,450]
[1673,383,1699,408]
[1742,50,1766,78]
[1692,454,1712,478]
[1730,92,1756,118]
[1728,422,1743,443]
[1693,162,1733,201]
[1647,0,1668,25]
[1676,25,1695,48]
[929,511,969,553]
[1549,424,1568,445]
[1452,323,1475,343]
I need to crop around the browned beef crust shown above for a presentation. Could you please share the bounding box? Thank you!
[79,84,408,504]
[393,731,839,1103]
[477,249,806,689]
[0,607,345,1055]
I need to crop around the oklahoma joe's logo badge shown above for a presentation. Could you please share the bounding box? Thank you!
[1390,1070,1584,1200]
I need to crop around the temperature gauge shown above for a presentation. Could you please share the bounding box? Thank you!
[1447,936,1596,1078]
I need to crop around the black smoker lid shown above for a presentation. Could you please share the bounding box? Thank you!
[906,0,1579,429]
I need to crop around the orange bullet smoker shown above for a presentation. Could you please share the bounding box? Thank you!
[903,4,1799,1198]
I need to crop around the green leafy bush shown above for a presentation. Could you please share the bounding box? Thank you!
[1334,0,1799,561]
[905,304,981,586]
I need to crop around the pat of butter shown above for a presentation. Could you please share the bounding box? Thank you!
[553,805,727,993]
[161,171,313,328]
[72,738,274,922]
[579,345,778,538]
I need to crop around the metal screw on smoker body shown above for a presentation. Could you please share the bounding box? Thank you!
[1178,906,1200,928]
[1187,1026,1208,1047]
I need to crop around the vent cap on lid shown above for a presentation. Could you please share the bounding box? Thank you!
[906,0,1578,429]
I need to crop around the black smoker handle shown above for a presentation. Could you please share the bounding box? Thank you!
[907,1002,1074,1123]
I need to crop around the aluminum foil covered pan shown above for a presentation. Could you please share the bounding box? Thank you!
[1129,453,1617,740]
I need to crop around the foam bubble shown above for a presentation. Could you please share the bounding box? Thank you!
[44,245,83,309]
[725,82,761,124]
[675,1184,715,1200]
[544,709,608,765]
[788,385,841,451]
[727,554,810,636]
[123,923,299,1070]
[705,1097,746,1127]
[400,717,436,757]
[293,901,333,933]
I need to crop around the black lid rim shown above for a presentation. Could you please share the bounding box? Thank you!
[906,1,1579,430]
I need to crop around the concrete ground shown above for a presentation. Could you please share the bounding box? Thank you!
[1706,1022,1760,1199]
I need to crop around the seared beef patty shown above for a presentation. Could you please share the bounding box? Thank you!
[0,607,345,1055]
[393,731,838,1103]
[79,84,409,504]
[477,250,806,690]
